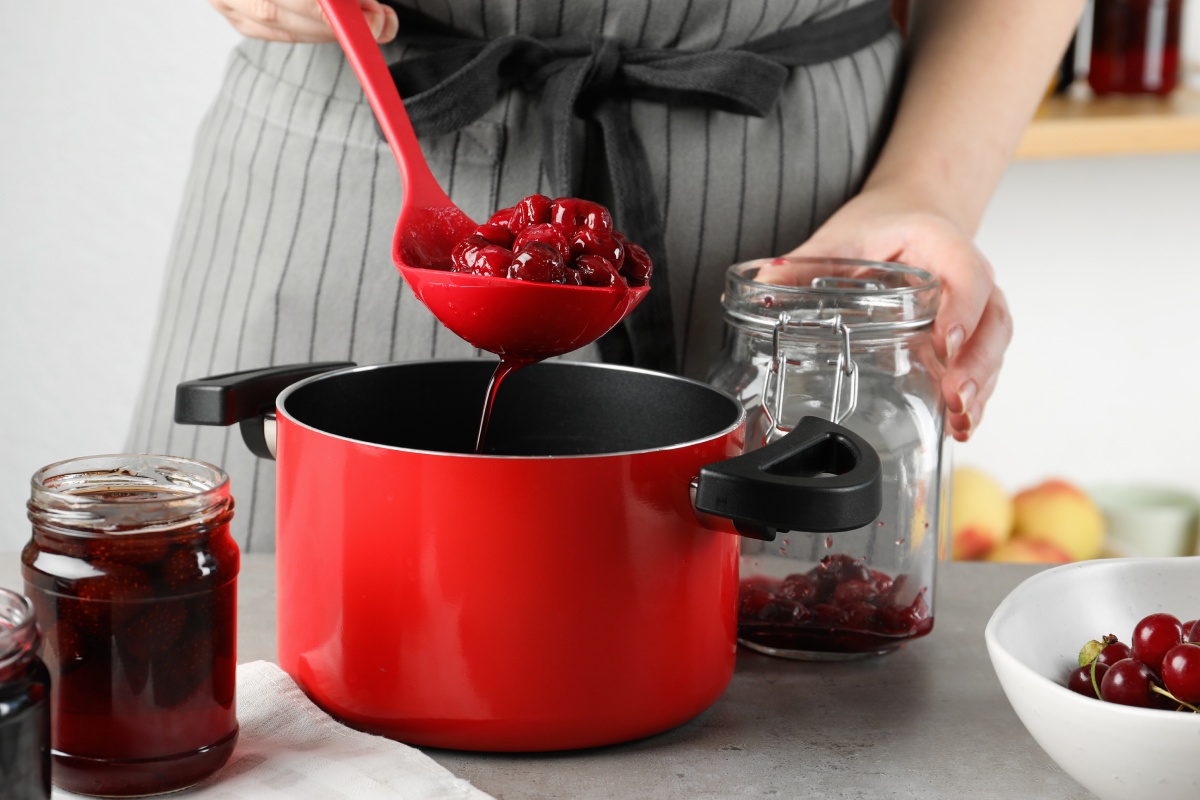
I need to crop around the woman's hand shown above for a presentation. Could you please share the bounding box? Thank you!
[758,189,1012,443]
[208,0,398,43]
[757,0,1080,443]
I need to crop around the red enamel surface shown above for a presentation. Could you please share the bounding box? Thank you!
[274,414,742,751]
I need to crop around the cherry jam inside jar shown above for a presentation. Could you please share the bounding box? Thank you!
[0,588,51,800]
[22,455,239,797]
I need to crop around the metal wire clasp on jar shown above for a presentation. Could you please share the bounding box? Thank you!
[709,258,949,661]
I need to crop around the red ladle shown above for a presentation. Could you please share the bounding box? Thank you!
[318,0,648,360]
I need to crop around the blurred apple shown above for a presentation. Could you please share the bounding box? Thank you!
[950,467,1014,560]
[1011,479,1106,561]
[985,538,1072,564]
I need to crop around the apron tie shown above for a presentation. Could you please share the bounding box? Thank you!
[383,0,896,374]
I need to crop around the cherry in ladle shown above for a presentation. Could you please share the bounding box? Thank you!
[317,0,649,363]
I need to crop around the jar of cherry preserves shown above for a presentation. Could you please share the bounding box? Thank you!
[0,588,51,800]
[22,455,239,796]
[1089,0,1183,96]
[710,258,947,660]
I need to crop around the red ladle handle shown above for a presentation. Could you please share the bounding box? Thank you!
[317,0,447,209]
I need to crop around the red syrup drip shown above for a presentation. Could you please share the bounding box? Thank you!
[474,356,535,454]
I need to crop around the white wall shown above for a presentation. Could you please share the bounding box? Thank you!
[968,153,1200,498]
[1,5,1199,550]
[0,4,239,549]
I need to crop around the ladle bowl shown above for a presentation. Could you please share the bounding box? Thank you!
[319,0,647,359]
[400,266,649,358]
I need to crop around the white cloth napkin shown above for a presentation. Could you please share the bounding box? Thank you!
[53,661,495,800]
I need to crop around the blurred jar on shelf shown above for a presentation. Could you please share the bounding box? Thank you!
[1089,0,1184,96]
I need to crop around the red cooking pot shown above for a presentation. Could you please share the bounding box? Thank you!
[175,360,881,751]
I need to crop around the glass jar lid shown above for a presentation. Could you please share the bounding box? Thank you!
[723,257,940,334]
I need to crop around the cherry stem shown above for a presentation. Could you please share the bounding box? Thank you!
[1089,660,1102,699]
[1150,684,1200,713]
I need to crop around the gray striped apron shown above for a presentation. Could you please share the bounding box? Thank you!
[127,0,904,552]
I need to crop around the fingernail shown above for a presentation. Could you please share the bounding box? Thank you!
[366,9,384,39]
[946,326,965,360]
[379,6,398,42]
[955,379,977,415]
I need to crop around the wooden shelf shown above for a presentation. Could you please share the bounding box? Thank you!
[1016,86,1200,159]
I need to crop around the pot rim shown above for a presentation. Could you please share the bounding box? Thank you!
[274,359,748,460]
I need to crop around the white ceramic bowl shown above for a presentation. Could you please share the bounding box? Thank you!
[985,557,1200,800]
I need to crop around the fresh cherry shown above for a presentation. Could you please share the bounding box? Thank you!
[1187,620,1200,643]
[1161,643,1200,705]
[1096,639,1133,668]
[1068,662,1109,699]
[1100,658,1162,708]
[1131,612,1185,673]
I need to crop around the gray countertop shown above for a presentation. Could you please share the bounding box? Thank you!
[0,554,1094,799]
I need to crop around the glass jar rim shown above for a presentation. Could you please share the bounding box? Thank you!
[28,454,232,535]
[0,588,38,672]
[724,257,941,334]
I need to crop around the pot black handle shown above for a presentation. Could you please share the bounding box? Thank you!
[174,362,355,459]
[693,416,882,542]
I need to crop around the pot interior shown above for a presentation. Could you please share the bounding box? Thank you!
[281,360,743,456]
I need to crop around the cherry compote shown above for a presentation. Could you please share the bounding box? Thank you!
[451,194,652,289]
[1069,611,1199,713]
[737,554,932,658]
[23,456,239,797]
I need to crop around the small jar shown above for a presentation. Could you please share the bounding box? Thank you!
[22,455,239,797]
[0,588,51,800]
[710,258,948,660]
